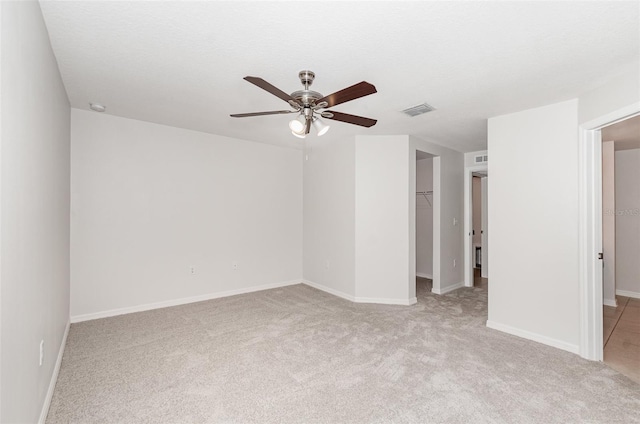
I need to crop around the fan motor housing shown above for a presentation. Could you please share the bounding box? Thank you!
[291,89,323,107]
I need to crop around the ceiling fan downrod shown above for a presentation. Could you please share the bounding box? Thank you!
[291,70,323,110]
[299,70,315,91]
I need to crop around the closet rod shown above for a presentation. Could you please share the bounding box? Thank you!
[416,191,433,206]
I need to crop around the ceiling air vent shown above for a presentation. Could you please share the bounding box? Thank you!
[474,154,488,163]
[402,103,436,117]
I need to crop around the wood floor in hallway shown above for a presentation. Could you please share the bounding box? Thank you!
[603,296,640,384]
[474,267,488,289]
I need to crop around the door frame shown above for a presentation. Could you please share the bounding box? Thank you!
[412,149,441,294]
[480,176,488,279]
[464,164,488,287]
[579,102,640,360]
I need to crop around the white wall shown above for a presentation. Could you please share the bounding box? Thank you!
[416,158,433,278]
[601,141,616,305]
[615,148,640,297]
[71,110,302,318]
[302,135,356,298]
[355,135,412,302]
[1,2,71,422]
[487,99,580,353]
[305,134,463,303]
[464,151,487,167]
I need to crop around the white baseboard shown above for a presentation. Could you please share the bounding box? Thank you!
[603,298,618,307]
[302,279,356,302]
[486,320,579,355]
[71,279,302,323]
[39,320,70,424]
[432,281,464,295]
[416,272,432,279]
[616,289,640,299]
[303,280,416,306]
[355,296,417,306]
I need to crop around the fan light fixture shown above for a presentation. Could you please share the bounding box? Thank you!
[312,117,330,136]
[288,113,330,138]
[289,115,305,133]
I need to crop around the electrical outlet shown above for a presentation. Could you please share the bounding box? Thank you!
[232,261,239,270]
[190,266,195,275]
[39,340,44,366]
[453,259,457,268]
[453,218,458,226]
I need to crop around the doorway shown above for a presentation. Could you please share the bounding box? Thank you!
[415,150,436,295]
[599,115,640,382]
[579,102,640,362]
[471,173,488,289]
[464,163,488,288]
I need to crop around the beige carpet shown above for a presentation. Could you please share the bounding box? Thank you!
[47,281,640,423]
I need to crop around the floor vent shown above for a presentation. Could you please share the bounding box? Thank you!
[402,103,436,117]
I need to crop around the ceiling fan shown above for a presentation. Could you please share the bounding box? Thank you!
[230,70,377,138]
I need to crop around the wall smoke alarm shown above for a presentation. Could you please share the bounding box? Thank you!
[89,103,106,112]
[402,103,436,117]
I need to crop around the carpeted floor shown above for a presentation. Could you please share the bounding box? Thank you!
[47,280,640,423]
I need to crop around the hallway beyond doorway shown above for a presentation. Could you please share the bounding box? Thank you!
[603,296,640,383]
[474,268,488,290]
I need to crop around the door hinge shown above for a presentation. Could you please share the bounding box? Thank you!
[598,252,603,260]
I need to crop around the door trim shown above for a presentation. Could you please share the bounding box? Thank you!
[578,102,640,360]
[464,164,487,287]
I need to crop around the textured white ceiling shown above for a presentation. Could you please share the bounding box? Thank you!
[40,1,640,152]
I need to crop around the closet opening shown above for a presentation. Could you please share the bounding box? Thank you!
[415,150,437,295]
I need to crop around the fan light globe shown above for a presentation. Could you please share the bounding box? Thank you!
[289,115,305,133]
[291,131,306,139]
[312,117,330,136]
